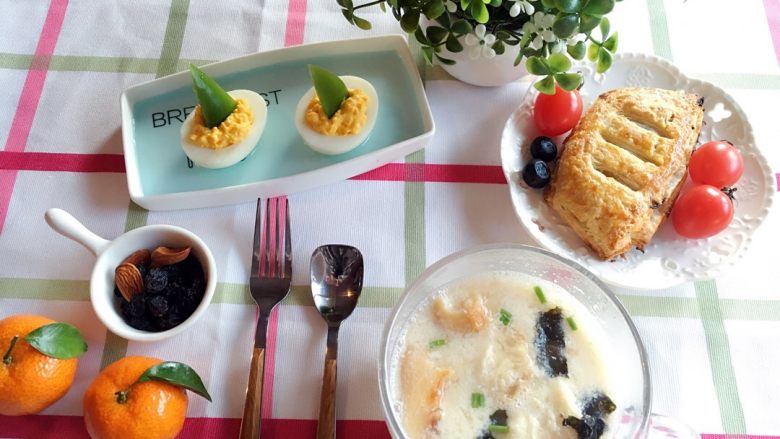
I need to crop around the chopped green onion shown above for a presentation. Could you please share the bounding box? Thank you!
[499,308,512,326]
[534,286,547,304]
[566,316,578,331]
[429,339,446,349]
[471,392,485,408]
[488,424,510,434]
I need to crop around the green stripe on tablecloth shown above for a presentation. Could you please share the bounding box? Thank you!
[0,53,213,73]
[405,150,426,285]
[646,0,673,61]
[5,278,780,319]
[156,0,190,78]
[694,73,780,89]
[696,280,747,434]
[408,34,427,85]
[99,0,192,369]
[426,64,456,82]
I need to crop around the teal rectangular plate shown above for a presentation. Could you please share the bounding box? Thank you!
[121,35,434,210]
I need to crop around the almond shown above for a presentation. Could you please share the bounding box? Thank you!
[151,246,191,266]
[121,249,151,267]
[115,263,144,302]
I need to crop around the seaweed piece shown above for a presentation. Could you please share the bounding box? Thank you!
[562,392,616,439]
[476,409,509,439]
[535,307,568,377]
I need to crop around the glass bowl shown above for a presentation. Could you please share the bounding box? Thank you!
[378,244,651,439]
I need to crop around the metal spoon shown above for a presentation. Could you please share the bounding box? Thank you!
[311,244,364,439]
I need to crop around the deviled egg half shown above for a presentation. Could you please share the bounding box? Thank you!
[181,65,268,169]
[295,65,378,155]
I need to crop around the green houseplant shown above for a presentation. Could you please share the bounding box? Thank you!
[337,0,622,91]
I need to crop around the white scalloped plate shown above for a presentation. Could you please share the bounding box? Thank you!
[500,53,775,290]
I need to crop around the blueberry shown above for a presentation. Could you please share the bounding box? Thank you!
[522,159,551,188]
[121,294,147,319]
[530,136,557,162]
[144,267,169,293]
[147,295,169,318]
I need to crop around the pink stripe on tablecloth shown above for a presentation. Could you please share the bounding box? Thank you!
[0,151,126,172]
[0,0,68,234]
[353,162,507,184]
[0,415,391,438]
[776,172,779,191]
[283,0,307,46]
[764,0,780,65]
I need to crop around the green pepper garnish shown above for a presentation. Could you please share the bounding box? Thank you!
[429,339,446,349]
[188,64,236,128]
[309,64,349,119]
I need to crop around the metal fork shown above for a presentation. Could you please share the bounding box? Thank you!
[239,197,292,439]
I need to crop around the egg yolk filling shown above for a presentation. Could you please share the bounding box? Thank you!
[188,99,254,149]
[304,89,369,136]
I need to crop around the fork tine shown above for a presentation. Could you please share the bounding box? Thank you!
[283,198,292,278]
[261,198,271,277]
[251,198,262,277]
[268,198,278,278]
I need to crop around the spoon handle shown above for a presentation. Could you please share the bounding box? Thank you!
[239,347,266,439]
[317,357,337,439]
[317,326,339,439]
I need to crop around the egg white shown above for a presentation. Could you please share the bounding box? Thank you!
[294,75,378,155]
[180,89,268,169]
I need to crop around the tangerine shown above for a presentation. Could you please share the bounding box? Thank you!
[83,356,188,439]
[0,314,79,415]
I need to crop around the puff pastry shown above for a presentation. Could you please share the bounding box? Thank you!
[544,87,704,260]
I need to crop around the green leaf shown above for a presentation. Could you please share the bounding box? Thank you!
[567,41,586,60]
[547,52,572,73]
[138,361,212,402]
[596,46,613,73]
[578,13,600,33]
[461,0,470,11]
[188,64,237,128]
[426,26,449,45]
[24,323,87,360]
[495,30,512,42]
[341,9,355,24]
[379,1,386,12]
[493,40,505,55]
[308,64,349,118]
[525,56,550,75]
[421,46,434,64]
[422,0,446,19]
[552,14,579,39]
[603,32,618,53]
[388,0,399,8]
[541,0,556,7]
[451,19,473,34]
[415,27,431,45]
[582,0,615,15]
[514,49,524,66]
[554,0,582,13]
[599,16,610,39]
[353,15,372,30]
[435,54,456,65]
[489,0,501,6]
[400,10,420,33]
[446,34,463,52]
[336,0,353,9]
[554,72,582,90]
[469,0,489,23]
[587,42,599,61]
[534,76,555,95]
[435,10,450,27]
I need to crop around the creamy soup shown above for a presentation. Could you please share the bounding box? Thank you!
[391,271,618,439]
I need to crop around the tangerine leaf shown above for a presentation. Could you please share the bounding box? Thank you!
[188,64,237,128]
[308,64,349,119]
[138,361,212,402]
[25,323,87,360]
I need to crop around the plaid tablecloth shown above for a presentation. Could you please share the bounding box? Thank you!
[1,0,779,438]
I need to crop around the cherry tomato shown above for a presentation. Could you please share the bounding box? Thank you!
[672,185,734,239]
[688,141,744,187]
[533,85,583,137]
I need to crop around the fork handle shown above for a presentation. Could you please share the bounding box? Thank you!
[239,347,265,439]
[316,357,337,439]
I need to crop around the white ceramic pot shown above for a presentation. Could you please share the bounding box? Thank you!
[422,19,529,87]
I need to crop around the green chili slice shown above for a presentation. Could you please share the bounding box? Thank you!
[188,64,236,128]
[429,339,446,349]
[534,285,547,304]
